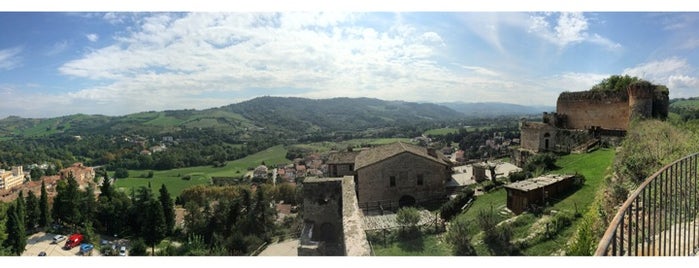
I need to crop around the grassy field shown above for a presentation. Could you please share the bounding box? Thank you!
[424,128,460,136]
[290,138,413,153]
[370,233,452,256]
[449,148,615,256]
[113,145,289,197]
[548,148,616,214]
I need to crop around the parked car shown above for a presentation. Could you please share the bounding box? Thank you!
[64,234,84,250]
[52,235,66,244]
[38,251,47,256]
[119,246,127,256]
[80,243,95,256]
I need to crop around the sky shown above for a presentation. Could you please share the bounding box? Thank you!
[1,3,699,118]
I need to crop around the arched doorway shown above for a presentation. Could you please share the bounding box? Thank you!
[399,195,416,207]
[543,133,551,150]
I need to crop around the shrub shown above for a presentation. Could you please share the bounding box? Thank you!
[446,217,476,256]
[114,168,129,179]
[439,189,475,221]
[396,207,421,237]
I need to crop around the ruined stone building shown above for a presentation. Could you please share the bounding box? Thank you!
[58,162,95,186]
[513,82,669,166]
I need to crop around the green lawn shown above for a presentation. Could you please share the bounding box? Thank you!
[424,128,460,136]
[449,148,616,256]
[291,138,413,153]
[371,233,452,256]
[113,145,289,197]
[549,148,616,214]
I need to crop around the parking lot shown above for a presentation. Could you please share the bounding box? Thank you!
[22,232,102,257]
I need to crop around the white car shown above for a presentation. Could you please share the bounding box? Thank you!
[119,246,127,256]
[52,235,66,244]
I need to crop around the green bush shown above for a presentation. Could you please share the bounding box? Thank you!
[439,189,475,221]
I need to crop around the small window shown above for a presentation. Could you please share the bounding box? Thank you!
[417,174,424,186]
[390,176,396,187]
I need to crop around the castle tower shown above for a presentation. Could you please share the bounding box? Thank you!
[627,82,654,121]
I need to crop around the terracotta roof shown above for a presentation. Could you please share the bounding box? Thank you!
[354,142,450,170]
[326,151,360,164]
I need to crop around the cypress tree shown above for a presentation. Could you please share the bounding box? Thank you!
[39,180,50,227]
[159,184,175,235]
[4,204,26,256]
[25,191,40,231]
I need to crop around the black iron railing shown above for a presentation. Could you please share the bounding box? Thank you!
[595,153,699,256]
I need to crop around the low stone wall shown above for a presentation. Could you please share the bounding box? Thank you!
[341,176,371,256]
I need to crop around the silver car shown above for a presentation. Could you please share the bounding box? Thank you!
[52,235,66,244]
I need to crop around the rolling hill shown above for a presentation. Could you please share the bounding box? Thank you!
[438,102,555,117]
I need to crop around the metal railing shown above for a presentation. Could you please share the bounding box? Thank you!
[595,153,699,256]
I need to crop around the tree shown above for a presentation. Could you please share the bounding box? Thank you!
[590,75,640,92]
[25,191,40,231]
[39,180,50,228]
[3,204,26,256]
[52,175,82,230]
[15,191,25,230]
[396,206,421,237]
[114,168,129,179]
[99,175,114,199]
[81,184,98,223]
[446,217,476,256]
[159,184,175,235]
[129,238,148,256]
[134,186,167,255]
[82,220,97,245]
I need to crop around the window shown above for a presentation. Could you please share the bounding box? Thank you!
[390,176,396,187]
[417,174,424,186]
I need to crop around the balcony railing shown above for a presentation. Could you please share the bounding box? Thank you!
[595,153,699,256]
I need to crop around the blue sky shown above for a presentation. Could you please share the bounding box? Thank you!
[1,10,698,118]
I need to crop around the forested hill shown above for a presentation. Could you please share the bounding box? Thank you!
[0,97,464,139]
[439,102,555,117]
[221,96,464,133]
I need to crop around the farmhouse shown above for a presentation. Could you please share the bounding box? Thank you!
[504,174,580,215]
[353,142,452,207]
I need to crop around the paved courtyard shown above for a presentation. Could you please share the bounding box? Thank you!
[22,232,99,257]
[257,239,299,256]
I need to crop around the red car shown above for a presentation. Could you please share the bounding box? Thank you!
[64,234,84,250]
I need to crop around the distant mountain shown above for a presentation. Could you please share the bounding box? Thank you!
[437,102,555,117]
[0,97,465,139]
[221,96,464,133]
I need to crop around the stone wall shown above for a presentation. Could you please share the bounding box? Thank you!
[356,152,448,205]
[298,176,371,256]
[520,122,557,153]
[300,178,344,244]
[341,176,371,256]
[557,90,630,130]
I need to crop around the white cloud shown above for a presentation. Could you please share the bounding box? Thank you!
[0,46,22,70]
[86,33,99,42]
[58,12,468,112]
[528,12,620,50]
[623,58,699,99]
[623,57,690,80]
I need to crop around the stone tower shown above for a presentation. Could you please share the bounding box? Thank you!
[627,82,654,121]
